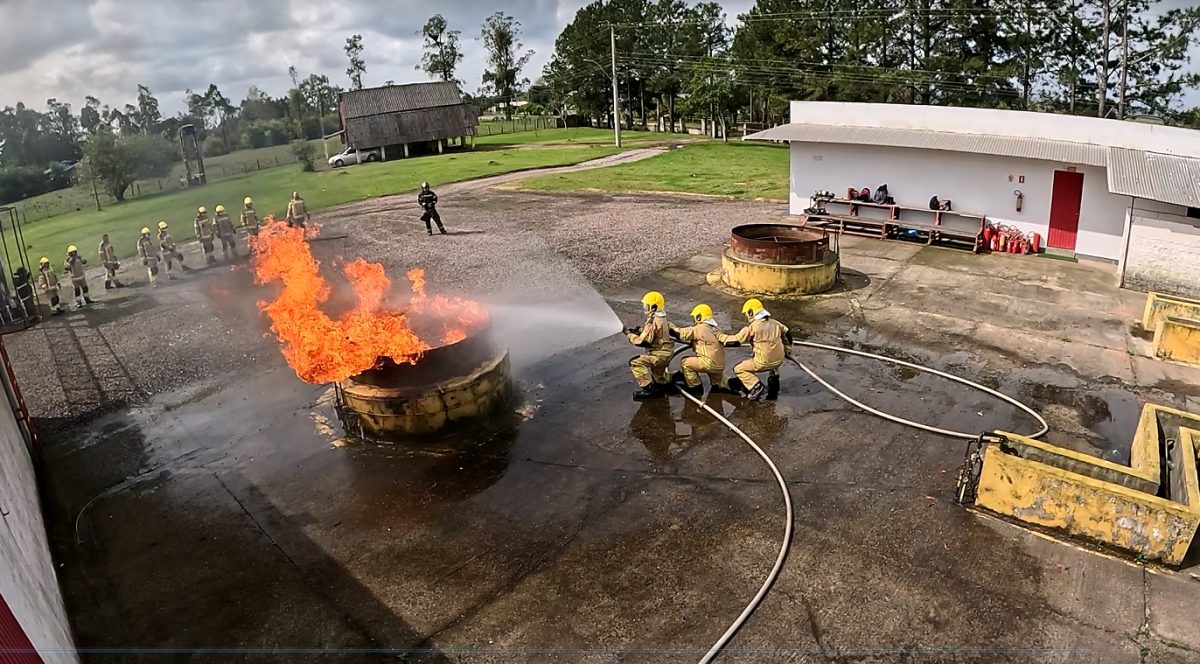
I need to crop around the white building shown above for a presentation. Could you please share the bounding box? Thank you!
[748,102,1200,298]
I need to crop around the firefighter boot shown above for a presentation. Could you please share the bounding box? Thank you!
[747,382,767,401]
[716,376,745,395]
[766,373,781,401]
[104,279,113,290]
[633,384,662,401]
[680,383,703,398]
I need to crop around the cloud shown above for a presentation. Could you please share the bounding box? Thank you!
[0,0,1193,116]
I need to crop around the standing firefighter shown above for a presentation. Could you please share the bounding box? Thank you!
[63,245,94,308]
[626,291,675,401]
[240,196,260,236]
[37,257,63,315]
[157,221,186,279]
[286,191,308,228]
[98,234,124,289]
[137,227,161,287]
[670,303,726,397]
[194,206,216,265]
[721,298,791,400]
[213,204,237,259]
[418,181,446,235]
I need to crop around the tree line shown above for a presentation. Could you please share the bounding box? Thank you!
[541,0,1200,134]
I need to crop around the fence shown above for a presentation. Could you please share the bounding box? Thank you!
[475,117,558,135]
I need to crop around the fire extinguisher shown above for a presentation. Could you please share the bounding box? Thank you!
[1029,232,1041,253]
[998,234,1007,252]
[983,225,995,247]
[1014,189,1024,212]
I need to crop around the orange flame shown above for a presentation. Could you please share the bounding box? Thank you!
[250,216,486,384]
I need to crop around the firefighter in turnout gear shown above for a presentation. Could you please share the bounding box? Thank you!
[720,299,791,400]
[669,303,726,397]
[626,291,674,401]
[213,204,237,259]
[37,257,64,315]
[194,206,217,264]
[138,227,161,287]
[240,196,259,236]
[98,233,124,289]
[157,221,186,278]
[286,191,308,228]
[64,245,94,308]
[418,181,446,235]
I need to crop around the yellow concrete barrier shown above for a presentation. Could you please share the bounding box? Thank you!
[974,404,1200,565]
[1142,291,1200,332]
[1152,316,1200,367]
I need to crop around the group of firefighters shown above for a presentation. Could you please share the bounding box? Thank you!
[34,192,311,314]
[626,291,791,402]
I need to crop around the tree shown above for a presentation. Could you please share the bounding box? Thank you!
[82,129,175,201]
[136,84,162,133]
[419,14,465,84]
[44,98,80,153]
[344,34,366,89]
[479,12,534,120]
[80,96,102,134]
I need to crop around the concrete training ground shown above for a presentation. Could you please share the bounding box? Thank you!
[8,166,1200,662]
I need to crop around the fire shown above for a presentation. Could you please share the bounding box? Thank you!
[250,216,487,384]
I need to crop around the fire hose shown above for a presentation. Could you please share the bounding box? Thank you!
[666,340,1048,664]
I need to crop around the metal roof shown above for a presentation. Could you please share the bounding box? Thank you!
[341,82,464,119]
[1106,147,1200,208]
[746,123,1108,167]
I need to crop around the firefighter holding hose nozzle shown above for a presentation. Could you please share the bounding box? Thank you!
[626,291,674,401]
[721,298,791,401]
[669,303,727,397]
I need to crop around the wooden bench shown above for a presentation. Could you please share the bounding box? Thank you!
[807,198,985,253]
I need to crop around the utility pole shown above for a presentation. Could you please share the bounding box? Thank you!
[89,163,101,212]
[1099,0,1110,117]
[610,24,621,148]
[1118,0,1130,119]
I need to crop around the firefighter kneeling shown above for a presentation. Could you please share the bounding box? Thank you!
[669,303,726,397]
[626,291,675,401]
[721,298,791,401]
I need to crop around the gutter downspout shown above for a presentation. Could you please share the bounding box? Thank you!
[1118,195,1135,289]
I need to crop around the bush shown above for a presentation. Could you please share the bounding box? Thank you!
[291,140,317,172]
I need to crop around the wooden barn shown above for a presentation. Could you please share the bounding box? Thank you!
[338,81,478,158]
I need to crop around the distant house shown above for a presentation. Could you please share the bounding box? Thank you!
[338,82,478,158]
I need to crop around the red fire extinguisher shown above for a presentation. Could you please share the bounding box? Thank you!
[1029,232,1041,253]
[983,225,995,247]
[998,234,1007,252]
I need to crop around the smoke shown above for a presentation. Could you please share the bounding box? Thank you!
[486,292,622,371]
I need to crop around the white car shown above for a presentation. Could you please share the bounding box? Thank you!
[328,146,381,167]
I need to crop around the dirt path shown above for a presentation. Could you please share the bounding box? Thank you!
[439,147,667,195]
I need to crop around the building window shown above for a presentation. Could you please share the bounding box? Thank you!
[1188,206,1200,219]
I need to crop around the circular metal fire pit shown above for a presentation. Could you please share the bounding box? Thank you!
[334,322,512,441]
[721,223,839,295]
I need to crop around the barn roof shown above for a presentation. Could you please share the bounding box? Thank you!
[341,82,464,119]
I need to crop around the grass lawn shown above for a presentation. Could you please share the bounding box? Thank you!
[19,144,620,263]
[517,141,789,201]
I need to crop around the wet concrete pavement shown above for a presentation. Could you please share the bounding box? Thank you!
[9,190,1200,662]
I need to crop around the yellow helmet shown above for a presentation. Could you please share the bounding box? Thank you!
[243,196,253,205]
[157,220,168,230]
[67,245,78,253]
[39,256,49,265]
[141,227,151,235]
[742,298,764,319]
[197,206,207,214]
[640,291,665,313]
[690,303,713,322]
[215,204,225,213]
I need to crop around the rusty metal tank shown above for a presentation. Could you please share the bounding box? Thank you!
[719,223,839,295]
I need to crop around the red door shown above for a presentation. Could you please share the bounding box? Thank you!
[1047,170,1084,250]
[0,591,42,664]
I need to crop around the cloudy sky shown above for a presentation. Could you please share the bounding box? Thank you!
[0,0,1194,116]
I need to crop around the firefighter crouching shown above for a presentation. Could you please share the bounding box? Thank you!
[214,204,237,259]
[138,227,161,287]
[626,290,675,401]
[240,196,259,236]
[669,303,726,397]
[194,206,216,264]
[37,257,63,315]
[99,233,124,289]
[64,245,94,308]
[157,221,186,279]
[286,191,308,228]
[721,298,791,401]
